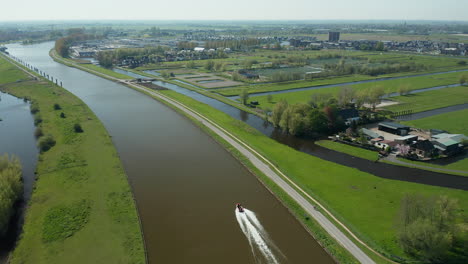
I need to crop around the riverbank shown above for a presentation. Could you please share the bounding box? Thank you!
[0,54,145,263]
[51,50,468,263]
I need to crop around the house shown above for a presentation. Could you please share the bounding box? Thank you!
[410,140,436,158]
[361,128,383,140]
[374,139,397,150]
[194,47,205,52]
[395,135,418,144]
[378,122,410,136]
[338,109,360,126]
[431,133,466,156]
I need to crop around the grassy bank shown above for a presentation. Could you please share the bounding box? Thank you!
[0,55,145,263]
[157,89,468,262]
[316,140,379,161]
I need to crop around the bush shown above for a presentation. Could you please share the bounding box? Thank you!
[38,135,56,152]
[457,60,466,66]
[34,114,43,125]
[30,102,39,114]
[74,123,83,133]
[34,127,44,138]
[0,154,23,235]
[53,103,61,110]
[60,112,66,118]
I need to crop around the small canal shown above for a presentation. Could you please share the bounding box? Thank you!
[6,42,334,264]
[115,69,468,190]
[0,92,38,263]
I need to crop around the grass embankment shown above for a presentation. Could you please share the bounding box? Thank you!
[384,86,467,113]
[316,140,378,161]
[0,55,145,263]
[251,71,467,109]
[157,89,468,263]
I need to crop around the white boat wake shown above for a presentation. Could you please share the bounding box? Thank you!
[235,208,283,264]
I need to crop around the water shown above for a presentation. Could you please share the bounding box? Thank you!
[0,92,38,263]
[6,42,334,264]
[235,208,285,264]
[115,66,468,190]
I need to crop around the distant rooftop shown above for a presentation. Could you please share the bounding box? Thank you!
[379,122,409,130]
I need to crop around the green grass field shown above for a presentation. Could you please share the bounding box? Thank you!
[158,89,468,262]
[402,108,468,135]
[250,72,467,111]
[0,55,145,263]
[384,86,468,113]
[316,140,378,161]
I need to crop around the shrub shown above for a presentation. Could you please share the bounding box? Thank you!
[0,154,23,235]
[34,127,44,138]
[34,114,43,125]
[53,103,61,110]
[74,123,83,133]
[30,102,39,114]
[38,135,56,152]
[60,112,66,118]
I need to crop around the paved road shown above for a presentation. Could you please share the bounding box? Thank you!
[385,154,468,175]
[48,53,381,263]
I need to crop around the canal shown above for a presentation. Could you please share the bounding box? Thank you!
[6,42,334,264]
[0,92,38,263]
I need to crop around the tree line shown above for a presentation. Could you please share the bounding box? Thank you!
[96,46,167,68]
[54,30,102,58]
[0,155,23,236]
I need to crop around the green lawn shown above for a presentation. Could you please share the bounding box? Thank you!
[0,55,145,263]
[158,89,468,262]
[316,140,378,161]
[384,86,468,113]
[402,108,468,135]
[250,71,467,109]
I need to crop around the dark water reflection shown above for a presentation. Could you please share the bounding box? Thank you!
[0,92,38,263]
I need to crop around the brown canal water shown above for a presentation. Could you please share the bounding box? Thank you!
[0,92,38,263]
[5,42,334,264]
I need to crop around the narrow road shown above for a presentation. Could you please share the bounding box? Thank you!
[48,52,384,263]
[385,154,468,175]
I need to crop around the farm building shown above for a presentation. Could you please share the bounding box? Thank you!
[395,135,418,144]
[338,109,360,126]
[410,140,437,158]
[378,122,410,136]
[361,128,383,140]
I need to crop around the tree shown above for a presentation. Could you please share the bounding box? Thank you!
[368,86,385,110]
[38,135,56,152]
[267,94,273,104]
[0,154,23,235]
[186,60,196,69]
[239,89,249,105]
[204,60,215,71]
[338,86,356,107]
[397,194,459,262]
[375,42,385,51]
[271,100,289,127]
[460,74,468,86]
[398,84,411,96]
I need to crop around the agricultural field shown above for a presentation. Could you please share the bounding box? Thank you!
[384,86,468,113]
[402,109,468,137]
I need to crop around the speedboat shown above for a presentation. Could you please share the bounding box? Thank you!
[236,203,244,213]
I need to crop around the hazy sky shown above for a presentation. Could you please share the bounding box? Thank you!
[3,0,468,21]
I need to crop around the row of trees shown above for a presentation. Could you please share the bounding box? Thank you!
[271,100,346,136]
[0,155,23,236]
[324,59,426,76]
[55,30,101,58]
